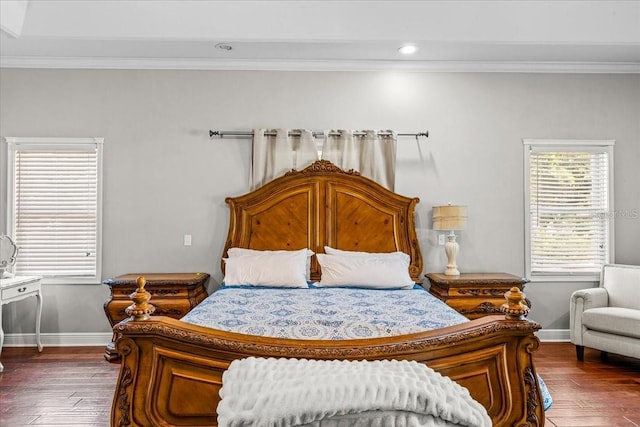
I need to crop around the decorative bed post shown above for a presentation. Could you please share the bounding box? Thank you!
[501,286,544,427]
[125,277,155,321]
[501,287,530,320]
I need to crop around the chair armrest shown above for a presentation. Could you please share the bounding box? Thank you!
[570,287,609,345]
[571,287,609,310]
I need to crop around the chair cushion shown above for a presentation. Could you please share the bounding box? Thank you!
[582,307,640,339]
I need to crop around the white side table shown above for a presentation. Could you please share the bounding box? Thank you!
[0,276,43,372]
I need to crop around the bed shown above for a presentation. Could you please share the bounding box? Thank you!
[111,160,545,426]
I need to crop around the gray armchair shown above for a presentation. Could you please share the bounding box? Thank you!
[570,264,640,361]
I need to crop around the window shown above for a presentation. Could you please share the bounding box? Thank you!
[5,137,103,284]
[524,139,614,281]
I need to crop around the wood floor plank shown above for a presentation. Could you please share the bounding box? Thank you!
[0,343,638,426]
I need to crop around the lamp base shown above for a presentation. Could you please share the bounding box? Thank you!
[443,232,460,276]
[444,266,460,276]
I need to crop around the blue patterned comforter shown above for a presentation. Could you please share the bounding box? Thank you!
[181,285,468,339]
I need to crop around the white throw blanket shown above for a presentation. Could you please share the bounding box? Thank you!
[217,357,491,427]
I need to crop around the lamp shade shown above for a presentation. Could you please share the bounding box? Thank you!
[433,205,467,231]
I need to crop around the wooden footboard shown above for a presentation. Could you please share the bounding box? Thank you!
[111,283,544,427]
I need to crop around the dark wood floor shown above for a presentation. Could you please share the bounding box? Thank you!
[0,346,120,426]
[537,343,640,427]
[0,343,638,426]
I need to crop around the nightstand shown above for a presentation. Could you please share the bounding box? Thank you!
[102,272,209,362]
[1,276,43,372]
[425,272,530,319]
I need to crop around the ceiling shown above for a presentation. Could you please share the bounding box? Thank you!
[1,1,639,72]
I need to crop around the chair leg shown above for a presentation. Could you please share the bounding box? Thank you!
[576,345,584,361]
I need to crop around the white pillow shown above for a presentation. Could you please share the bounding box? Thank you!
[223,250,309,288]
[227,247,314,280]
[316,253,414,289]
[323,246,410,263]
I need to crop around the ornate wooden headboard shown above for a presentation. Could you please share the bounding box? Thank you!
[223,160,423,283]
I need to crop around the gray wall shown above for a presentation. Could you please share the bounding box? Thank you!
[1,69,639,335]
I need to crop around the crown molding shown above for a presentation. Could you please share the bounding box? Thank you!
[1,56,639,74]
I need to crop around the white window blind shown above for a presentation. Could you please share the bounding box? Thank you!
[6,137,103,284]
[524,140,614,281]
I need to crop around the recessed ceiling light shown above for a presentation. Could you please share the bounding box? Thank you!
[215,43,233,51]
[398,45,417,55]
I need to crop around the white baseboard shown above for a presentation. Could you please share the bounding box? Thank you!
[536,329,570,342]
[2,330,570,347]
[3,332,112,347]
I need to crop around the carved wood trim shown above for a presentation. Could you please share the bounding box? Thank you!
[460,302,500,315]
[524,366,540,427]
[457,288,511,297]
[114,319,541,359]
[112,339,135,426]
[285,159,360,176]
[116,366,132,427]
[148,289,181,296]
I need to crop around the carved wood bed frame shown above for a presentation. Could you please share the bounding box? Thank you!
[111,160,545,427]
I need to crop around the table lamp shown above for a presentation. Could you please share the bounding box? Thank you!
[432,204,468,276]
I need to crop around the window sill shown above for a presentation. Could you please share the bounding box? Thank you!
[40,277,102,285]
[527,274,599,283]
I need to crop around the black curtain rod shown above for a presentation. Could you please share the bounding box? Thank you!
[209,130,429,138]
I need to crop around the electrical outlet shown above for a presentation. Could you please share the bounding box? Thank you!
[438,234,446,246]
[183,234,192,246]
